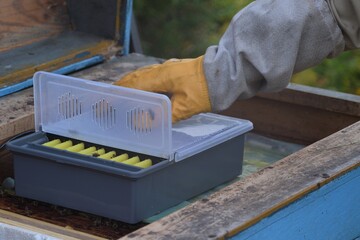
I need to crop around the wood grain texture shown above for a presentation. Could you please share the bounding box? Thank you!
[1,31,117,89]
[259,84,360,116]
[232,167,360,239]
[70,53,164,82]
[121,121,360,240]
[0,0,69,52]
[221,84,360,145]
[0,88,34,142]
[0,209,106,240]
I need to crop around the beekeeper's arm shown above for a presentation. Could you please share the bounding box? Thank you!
[115,0,357,123]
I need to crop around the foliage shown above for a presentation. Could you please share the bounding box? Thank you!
[134,0,252,58]
[292,51,360,95]
[133,0,360,95]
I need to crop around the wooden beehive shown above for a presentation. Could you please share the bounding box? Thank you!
[0,0,132,97]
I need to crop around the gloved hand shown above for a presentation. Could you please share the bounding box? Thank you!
[114,56,212,123]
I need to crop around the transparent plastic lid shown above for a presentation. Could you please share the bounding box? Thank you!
[33,72,172,159]
[33,72,253,161]
[172,113,253,161]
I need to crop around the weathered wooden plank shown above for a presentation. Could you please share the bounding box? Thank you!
[0,88,34,142]
[0,31,117,89]
[70,53,163,81]
[221,84,360,145]
[259,84,360,116]
[0,0,69,52]
[120,121,360,240]
[0,56,105,97]
[0,209,106,240]
[231,167,360,239]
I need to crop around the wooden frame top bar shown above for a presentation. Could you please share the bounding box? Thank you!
[222,84,360,145]
[121,120,360,239]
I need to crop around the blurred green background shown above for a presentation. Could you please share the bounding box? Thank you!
[133,0,360,95]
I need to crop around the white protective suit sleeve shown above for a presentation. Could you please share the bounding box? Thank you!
[203,0,345,112]
[328,0,360,49]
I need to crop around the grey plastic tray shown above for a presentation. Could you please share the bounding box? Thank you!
[7,131,246,223]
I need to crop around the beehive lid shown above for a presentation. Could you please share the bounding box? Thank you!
[34,72,253,161]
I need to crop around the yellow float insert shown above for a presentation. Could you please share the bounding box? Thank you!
[66,143,85,152]
[111,153,129,162]
[92,148,105,157]
[98,151,116,160]
[134,159,152,168]
[42,139,61,147]
[53,140,73,149]
[122,156,140,165]
[78,146,97,155]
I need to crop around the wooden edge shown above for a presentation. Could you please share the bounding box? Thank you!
[225,160,360,238]
[259,83,360,116]
[222,85,360,144]
[0,87,35,143]
[0,39,116,87]
[0,209,106,240]
[0,0,69,53]
[120,121,360,239]
[0,114,35,144]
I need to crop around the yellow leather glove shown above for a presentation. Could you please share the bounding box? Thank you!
[114,56,212,123]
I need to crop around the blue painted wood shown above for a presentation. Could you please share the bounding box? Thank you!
[230,166,360,240]
[0,56,104,98]
[122,0,133,55]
